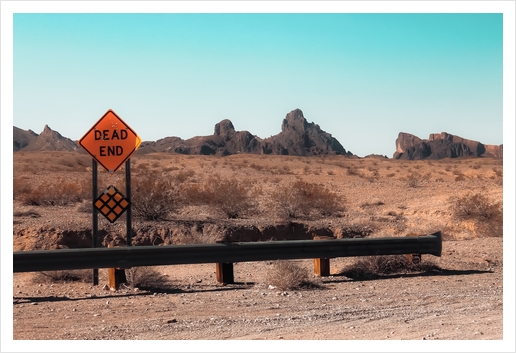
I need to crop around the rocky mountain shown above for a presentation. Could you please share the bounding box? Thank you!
[259,109,351,156]
[393,132,503,160]
[13,111,502,160]
[15,125,79,152]
[13,127,38,151]
[138,109,353,157]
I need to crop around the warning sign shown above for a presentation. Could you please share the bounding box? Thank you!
[94,186,130,223]
[79,109,142,173]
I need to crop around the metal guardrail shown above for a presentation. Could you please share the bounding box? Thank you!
[13,232,441,273]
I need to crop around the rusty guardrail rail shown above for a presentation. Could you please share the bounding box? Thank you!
[13,232,441,276]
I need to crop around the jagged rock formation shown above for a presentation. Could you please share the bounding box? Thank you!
[393,132,503,159]
[13,127,38,151]
[15,109,351,156]
[14,125,79,152]
[260,109,351,156]
[138,109,352,156]
[138,119,261,156]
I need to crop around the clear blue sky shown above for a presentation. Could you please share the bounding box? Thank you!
[10,11,505,158]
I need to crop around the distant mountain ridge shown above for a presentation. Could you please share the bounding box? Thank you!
[136,109,354,157]
[14,125,79,152]
[393,132,503,159]
[13,109,502,159]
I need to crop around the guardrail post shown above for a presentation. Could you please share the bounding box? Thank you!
[313,236,334,276]
[314,258,330,277]
[405,233,423,264]
[108,267,126,291]
[216,262,234,284]
[107,244,127,291]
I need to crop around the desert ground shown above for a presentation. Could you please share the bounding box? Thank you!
[10,151,507,348]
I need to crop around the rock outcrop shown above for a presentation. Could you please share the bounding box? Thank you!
[260,109,351,156]
[14,125,79,152]
[13,127,38,151]
[393,132,502,159]
[138,109,352,157]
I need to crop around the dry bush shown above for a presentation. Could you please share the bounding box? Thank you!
[174,169,195,183]
[266,260,321,290]
[406,172,423,188]
[132,171,182,221]
[13,178,32,199]
[32,270,93,284]
[270,180,344,219]
[174,224,225,244]
[13,209,41,218]
[339,255,440,280]
[16,178,90,206]
[360,200,385,208]
[450,192,503,237]
[76,200,92,213]
[182,175,256,219]
[126,266,173,291]
[346,165,359,176]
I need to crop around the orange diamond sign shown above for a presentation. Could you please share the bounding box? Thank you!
[79,109,142,173]
[94,186,130,223]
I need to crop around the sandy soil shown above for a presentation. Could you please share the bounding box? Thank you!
[8,152,511,350]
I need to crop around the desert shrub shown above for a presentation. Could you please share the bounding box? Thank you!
[32,270,93,284]
[16,178,90,206]
[249,163,264,171]
[132,171,182,221]
[76,200,92,213]
[339,255,440,280]
[360,200,385,208]
[126,266,172,291]
[13,178,32,199]
[271,180,344,219]
[182,175,255,219]
[346,166,359,176]
[174,169,195,183]
[406,173,422,188]
[135,162,149,171]
[266,260,321,290]
[174,224,225,244]
[492,167,503,178]
[450,192,503,237]
[13,209,41,218]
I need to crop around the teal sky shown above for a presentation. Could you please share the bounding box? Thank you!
[12,12,503,157]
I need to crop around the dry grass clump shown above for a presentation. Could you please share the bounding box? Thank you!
[406,172,422,188]
[15,178,90,206]
[266,260,321,290]
[174,224,225,244]
[339,255,440,280]
[450,192,503,237]
[270,180,344,219]
[32,270,93,284]
[182,175,257,219]
[126,266,173,291]
[131,171,182,221]
[13,209,41,218]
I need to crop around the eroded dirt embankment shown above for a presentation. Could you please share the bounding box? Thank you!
[13,220,374,251]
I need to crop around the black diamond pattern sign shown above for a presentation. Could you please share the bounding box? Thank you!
[94,186,130,223]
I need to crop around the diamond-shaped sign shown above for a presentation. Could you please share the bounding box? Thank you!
[94,186,130,223]
[79,109,141,173]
